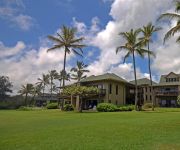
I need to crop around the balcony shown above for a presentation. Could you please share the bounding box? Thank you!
[155,90,179,96]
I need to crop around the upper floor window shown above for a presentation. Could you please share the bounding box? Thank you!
[166,78,178,82]
[109,84,112,94]
[116,85,118,95]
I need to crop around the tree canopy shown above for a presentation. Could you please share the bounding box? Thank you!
[0,76,13,99]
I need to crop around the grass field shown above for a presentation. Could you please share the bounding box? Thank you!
[0,109,180,150]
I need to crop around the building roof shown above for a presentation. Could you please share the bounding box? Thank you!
[130,78,157,86]
[80,73,128,83]
[157,72,180,86]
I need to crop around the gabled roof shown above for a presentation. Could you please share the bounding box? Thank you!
[80,73,128,83]
[157,72,180,86]
[130,78,157,86]
[165,72,179,78]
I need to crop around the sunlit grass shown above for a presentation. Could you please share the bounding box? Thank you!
[0,109,180,150]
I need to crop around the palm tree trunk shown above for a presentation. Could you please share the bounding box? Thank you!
[61,48,67,110]
[25,93,28,106]
[43,84,45,101]
[63,48,67,88]
[50,77,52,101]
[148,43,154,111]
[132,51,138,111]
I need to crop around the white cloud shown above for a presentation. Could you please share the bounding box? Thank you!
[85,0,177,82]
[12,14,35,31]
[0,41,25,58]
[0,42,74,94]
[0,0,35,30]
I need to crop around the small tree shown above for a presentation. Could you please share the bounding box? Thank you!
[0,76,13,99]
[62,86,99,112]
[18,83,34,106]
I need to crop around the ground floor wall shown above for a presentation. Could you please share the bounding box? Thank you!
[155,96,178,107]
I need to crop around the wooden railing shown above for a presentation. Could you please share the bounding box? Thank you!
[155,91,179,96]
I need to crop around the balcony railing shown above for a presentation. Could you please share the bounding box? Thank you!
[155,90,179,96]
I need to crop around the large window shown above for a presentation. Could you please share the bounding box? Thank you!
[109,84,112,94]
[116,85,118,95]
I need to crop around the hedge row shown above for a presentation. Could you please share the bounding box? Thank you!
[97,103,134,112]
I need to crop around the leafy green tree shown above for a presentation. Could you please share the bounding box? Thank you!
[158,1,180,43]
[62,86,99,112]
[116,29,152,110]
[36,74,50,99]
[71,61,89,82]
[0,76,13,99]
[140,23,161,110]
[18,83,34,106]
[47,25,85,88]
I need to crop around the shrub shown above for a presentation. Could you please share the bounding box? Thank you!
[18,106,33,111]
[97,103,118,112]
[46,103,58,109]
[118,105,135,111]
[143,103,153,109]
[63,104,74,111]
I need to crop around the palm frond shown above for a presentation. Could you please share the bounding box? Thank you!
[158,13,180,21]
[123,51,131,63]
[164,24,180,43]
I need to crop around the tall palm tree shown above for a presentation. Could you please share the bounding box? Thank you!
[18,83,34,106]
[47,25,86,88]
[158,1,180,43]
[71,61,89,83]
[116,29,152,110]
[140,23,161,110]
[36,74,50,99]
[48,70,58,100]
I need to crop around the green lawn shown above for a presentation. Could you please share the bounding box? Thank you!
[0,109,180,150]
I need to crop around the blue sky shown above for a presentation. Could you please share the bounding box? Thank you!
[0,0,180,92]
[0,0,111,46]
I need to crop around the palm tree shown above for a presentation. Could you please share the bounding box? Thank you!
[54,70,70,107]
[30,84,42,106]
[47,25,86,88]
[116,29,152,110]
[158,1,180,43]
[55,70,71,89]
[71,61,89,83]
[140,23,161,110]
[48,70,58,100]
[36,74,50,99]
[18,83,34,106]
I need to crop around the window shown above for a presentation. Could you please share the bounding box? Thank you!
[146,95,148,101]
[150,88,151,92]
[109,84,112,94]
[150,95,152,101]
[116,85,118,95]
[146,87,147,92]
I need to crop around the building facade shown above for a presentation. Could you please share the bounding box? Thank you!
[153,72,180,107]
[75,73,134,109]
[130,78,157,105]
